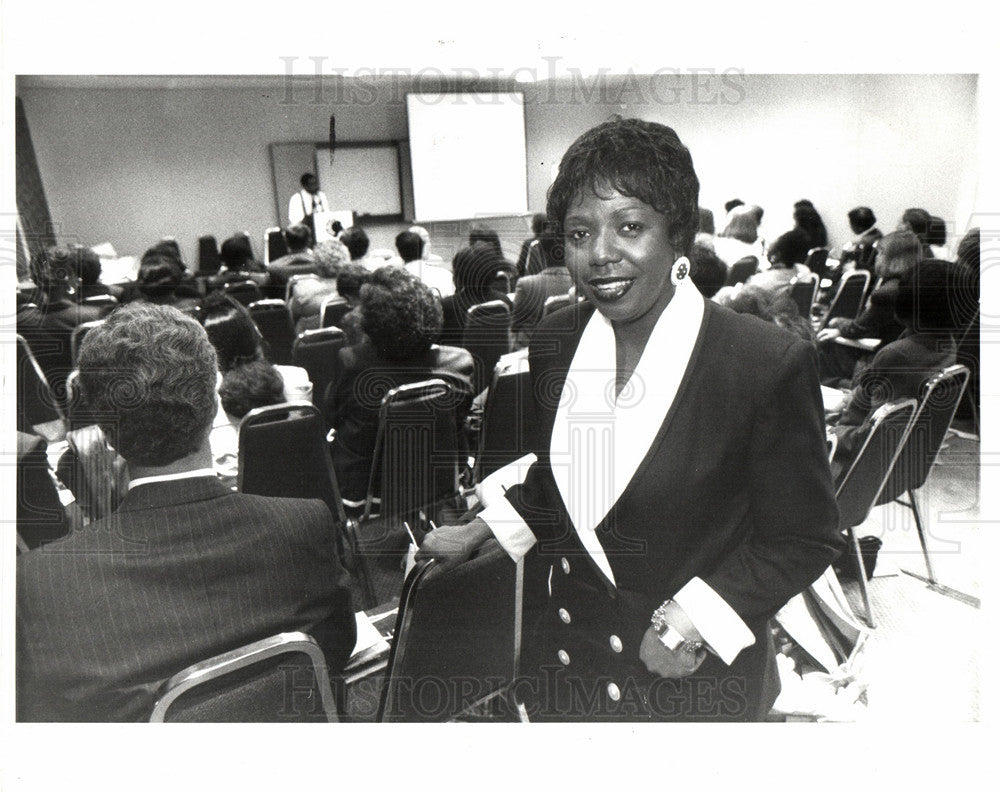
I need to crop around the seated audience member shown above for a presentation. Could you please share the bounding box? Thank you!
[289,237,351,333]
[71,245,118,301]
[794,199,828,249]
[408,225,444,262]
[439,243,512,348]
[714,204,764,267]
[16,303,356,722]
[17,245,113,411]
[133,249,202,314]
[265,223,315,295]
[334,262,373,346]
[839,206,883,272]
[697,206,716,235]
[898,207,935,259]
[341,225,381,271]
[515,212,548,276]
[688,238,727,299]
[745,255,806,295]
[770,201,828,270]
[17,430,74,550]
[511,224,572,348]
[323,267,474,503]
[828,259,960,479]
[200,293,312,484]
[395,229,455,298]
[469,225,517,284]
[719,284,816,346]
[209,234,269,290]
[952,227,980,422]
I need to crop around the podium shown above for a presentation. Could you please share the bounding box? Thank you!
[314,210,354,244]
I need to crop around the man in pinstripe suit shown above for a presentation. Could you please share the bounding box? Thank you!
[16,303,356,722]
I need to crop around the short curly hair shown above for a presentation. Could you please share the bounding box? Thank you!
[76,302,219,467]
[359,266,443,361]
[314,238,351,278]
[218,359,285,418]
[546,117,700,254]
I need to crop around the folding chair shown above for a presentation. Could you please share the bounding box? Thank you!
[803,247,830,277]
[264,226,287,267]
[16,333,66,437]
[814,270,871,332]
[463,300,512,395]
[789,272,819,320]
[319,295,352,329]
[541,293,573,318]
[197,235,221,277]
[70,319,105,368]
[352,379,466,608]
[285,272,319,303]
[222,279,262,307]
[150,632,339,722]
[833,398,918,627]
[377,540,522,722]
[248,299,296,366]
[725,256,759,287]
[476,350,540,481]
[874,365,970,587]
[291,326,347,410]
[492,269,513,295]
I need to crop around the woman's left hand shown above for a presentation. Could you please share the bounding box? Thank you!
[639,626,707,679]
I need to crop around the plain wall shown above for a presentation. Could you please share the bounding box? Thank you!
[17,74,978,271]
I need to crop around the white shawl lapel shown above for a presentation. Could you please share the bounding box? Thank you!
[548,280,705,587]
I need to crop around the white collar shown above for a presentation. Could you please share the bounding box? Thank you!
[128,468,218,491]
[548,280,705,586]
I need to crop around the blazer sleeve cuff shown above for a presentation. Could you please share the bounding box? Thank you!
[476,454,538,562]
[672,577,756,665]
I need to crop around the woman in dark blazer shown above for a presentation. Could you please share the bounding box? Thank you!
[419,118,842,722]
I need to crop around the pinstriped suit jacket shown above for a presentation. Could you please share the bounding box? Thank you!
[16,476,356,722]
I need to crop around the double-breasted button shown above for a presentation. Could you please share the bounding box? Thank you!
[609,635,623,653]
[558,607,571,624]
[607,682,621,701]
[560,557,571,574]
[557,649,570,666]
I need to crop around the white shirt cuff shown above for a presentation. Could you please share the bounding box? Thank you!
[672,577,756,665]
[476,454,538,562]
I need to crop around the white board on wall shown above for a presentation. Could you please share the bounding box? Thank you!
[406,92,528,222]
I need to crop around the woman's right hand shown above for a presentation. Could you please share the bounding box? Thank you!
[414,517,493,572]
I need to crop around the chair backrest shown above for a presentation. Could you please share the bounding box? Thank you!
[363,379,463,523]
[222,279,263,307]
[462,299,512,394]
[70,319,105,369]
[291,326,347,409]
[377,540,520,722]
[319,295,352,329]
[726,256,759,286]
[248,299,296,366]
[491,269,513,295]
[285,272,319,303]
[817,270,871,330]
[789,272,819,319]
[197,235,221,276]
[265,227,287,266]
[541,293,573,318]
[477,350,540,481]
[877,365,970,505]
[150,632,338,722]
[16,334,65,431]
[803,247,830,276]
[238,401,347,526]
[82,294,119,311]
[835,398,917,531]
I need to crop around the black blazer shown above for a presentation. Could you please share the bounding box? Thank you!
[16,477,356,722]
[506,300,843,720]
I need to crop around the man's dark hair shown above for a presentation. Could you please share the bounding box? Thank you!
[336,262,372,301]
[530,212,548,236]
[395,230,424,263]
[341,226,370,260]
[30,245,76,290]
[300,172,317,189]
[724,199,745,214]
[219,235,255,270]
[928,216,947,248]
[895,258,963,333]
[359,266,443,361]
[72,246,103,286]
[847,207,876,235]
[546,117,700,255]
[901,208,932,241]
[76,303,219,467]
[284,223,313,253]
